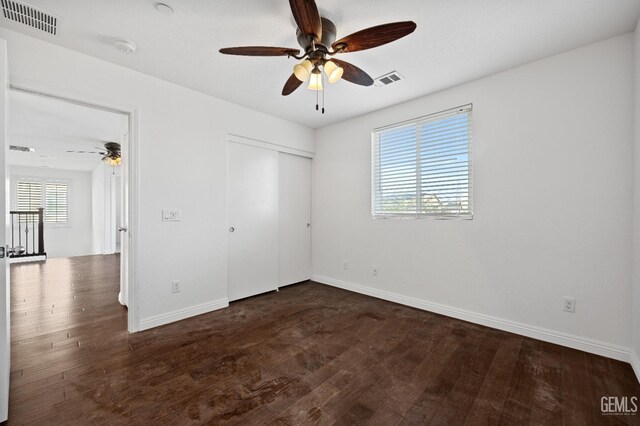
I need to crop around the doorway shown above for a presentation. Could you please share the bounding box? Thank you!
[4,84,137,329]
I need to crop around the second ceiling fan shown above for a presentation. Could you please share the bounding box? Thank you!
[219,0,417,102]
[66,142,121,167]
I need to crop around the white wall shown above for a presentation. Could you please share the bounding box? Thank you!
[0,28,315,327]
[313,34,634,359]
[632,19,640,377]
[10,166,92,258]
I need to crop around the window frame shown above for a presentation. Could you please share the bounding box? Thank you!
[371,104,473,220]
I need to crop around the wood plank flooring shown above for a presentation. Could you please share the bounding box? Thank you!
[7,255,640,425]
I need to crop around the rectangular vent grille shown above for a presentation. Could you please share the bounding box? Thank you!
[1,0,57,35]
[9,145,34,152]
[374,71,404,87]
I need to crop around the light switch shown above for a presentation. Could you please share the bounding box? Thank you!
[162,209,181,222]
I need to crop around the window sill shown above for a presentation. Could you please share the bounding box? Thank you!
[372,214,473,220]
[45,224,72,229]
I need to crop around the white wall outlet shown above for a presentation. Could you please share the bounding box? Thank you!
[172,280,181,293]
[343,261,348,270]
[162,209,181,222]
[372,266,378,277]
[563,297,575,313]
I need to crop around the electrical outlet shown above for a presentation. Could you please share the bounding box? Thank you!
[172,280,181,293]
[563,297,575,313]
[372,266,378,277]
[343,261,348,270]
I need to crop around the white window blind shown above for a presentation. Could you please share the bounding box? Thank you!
[372,104,472,218]
[44,182,68,223]
[16,180,42,212]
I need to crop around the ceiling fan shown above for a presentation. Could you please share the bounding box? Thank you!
[66,142,121,167]
[219,0,416,111]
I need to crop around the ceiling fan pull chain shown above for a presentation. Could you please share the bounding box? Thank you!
[321,71,325,114]
[316,85,319,111]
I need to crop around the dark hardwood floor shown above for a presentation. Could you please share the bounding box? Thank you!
[7,255,640,425]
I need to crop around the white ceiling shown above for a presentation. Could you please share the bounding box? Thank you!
[1,0,639,129]
[8,91,126,171]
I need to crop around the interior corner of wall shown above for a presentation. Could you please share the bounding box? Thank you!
[631,350,640,384]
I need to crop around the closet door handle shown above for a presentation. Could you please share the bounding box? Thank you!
[306,223,311,228]
[229,227,235,233]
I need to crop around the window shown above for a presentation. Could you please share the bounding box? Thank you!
[16,180,42,212]
[44,182,69,224]
[371,104,472,218]
[15,179,69,224]
[16,180,42,224]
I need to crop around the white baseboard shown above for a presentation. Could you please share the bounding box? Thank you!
[313,275,632,363]
[138,298,229,331]
[631,351,640,383]
[9,255,46,264]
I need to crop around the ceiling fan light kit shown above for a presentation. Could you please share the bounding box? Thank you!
[293,59,313,81]
[307,68,323,91]
[103,155,122,167]
[219,0,416,113]
[323,60,343,84]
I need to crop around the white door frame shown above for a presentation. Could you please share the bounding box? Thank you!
[1,39,10,423]
[7,82,141,333]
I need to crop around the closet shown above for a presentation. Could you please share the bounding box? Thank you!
[227,136,311,302]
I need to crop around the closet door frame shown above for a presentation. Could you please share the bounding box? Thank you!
[227,134,314,159]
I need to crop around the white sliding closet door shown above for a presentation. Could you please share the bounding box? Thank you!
[278,152,311,286]
[227,142,278,301]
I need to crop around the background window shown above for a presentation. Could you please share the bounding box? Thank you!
[372,105,472,218]
[16,180,43,224]
[44,182,69,224]
[16,180,42,212]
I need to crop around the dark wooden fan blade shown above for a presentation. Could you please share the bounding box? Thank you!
[219,46,300,57]
[332,21,417,53]
[282,73,303,96]
[330,59,374,86]
[289,0,322,42]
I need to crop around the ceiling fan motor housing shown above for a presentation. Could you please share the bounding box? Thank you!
[104,142,121,153]
[296,17,337,55]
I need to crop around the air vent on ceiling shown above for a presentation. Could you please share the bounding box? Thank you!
[9,145,34,152]
[1,0,57,35]
[374,71,404,87]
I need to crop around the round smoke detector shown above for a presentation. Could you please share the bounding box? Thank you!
[155,3,174,15]
[114,40,137,54]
